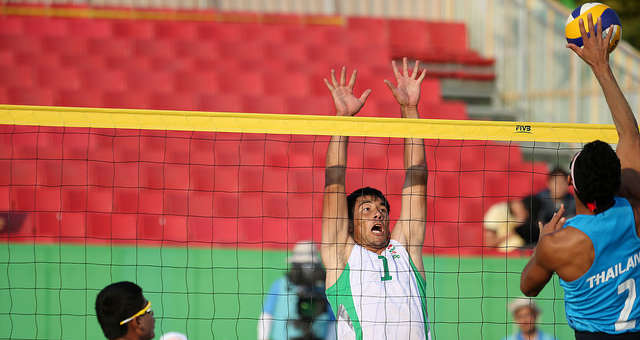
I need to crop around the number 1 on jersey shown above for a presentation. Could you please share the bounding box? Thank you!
[616,278,636,331]
[378,255,392,281]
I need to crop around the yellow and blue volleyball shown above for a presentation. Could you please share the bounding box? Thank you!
[565,2,622,52]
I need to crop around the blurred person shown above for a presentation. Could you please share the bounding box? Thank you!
[159,332,187,340]
[0,212,27,234]
[321,58,431,339]
[258,241,335,340]
[503,298,556,340]
[95,281,155,340]
[521,14,640,339]
[484,199,529,251]
[536,167,576,224]
[514,195,543,247]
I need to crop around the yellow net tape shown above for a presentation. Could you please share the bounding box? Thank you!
[0,104,618,143]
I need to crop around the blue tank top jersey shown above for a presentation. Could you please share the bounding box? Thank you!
[559,197,640,334]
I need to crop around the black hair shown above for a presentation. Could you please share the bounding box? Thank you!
[549,166,569,178]
[287,262,326,287]
[572,140,621,214]
[515,195,542,246]
[346,187,390,235]
[95,281,145,340]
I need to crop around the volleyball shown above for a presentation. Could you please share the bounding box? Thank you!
[565,2,621,52]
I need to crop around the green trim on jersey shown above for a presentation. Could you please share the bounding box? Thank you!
[408,255,430,336]
[325,263,363,340]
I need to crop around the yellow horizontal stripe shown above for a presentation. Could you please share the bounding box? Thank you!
[565,4,608,39]
[0,5,345,26]
[0,105,619,144]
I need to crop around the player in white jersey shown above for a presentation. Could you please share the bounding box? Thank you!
[321,58,431,340]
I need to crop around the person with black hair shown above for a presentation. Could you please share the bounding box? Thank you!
[321,58,430,340]
[95,281,155,340]
[520,13,640,339]
[535,167,576,224]
[514,194,543,247]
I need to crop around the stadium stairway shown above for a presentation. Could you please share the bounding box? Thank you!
[0,8,548,254]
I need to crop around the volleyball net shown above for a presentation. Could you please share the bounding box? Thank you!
[0,104,620,339]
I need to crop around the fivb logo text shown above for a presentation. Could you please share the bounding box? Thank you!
[515,125,532,133]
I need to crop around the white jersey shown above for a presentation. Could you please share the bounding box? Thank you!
[325,240,431,340]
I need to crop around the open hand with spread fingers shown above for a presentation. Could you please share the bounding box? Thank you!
[566,13,613,70]
[324,66,372,117]
[384,57,427,112]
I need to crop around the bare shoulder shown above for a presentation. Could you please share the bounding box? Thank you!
[539,226,594,281]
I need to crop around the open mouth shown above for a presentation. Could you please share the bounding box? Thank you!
[371,224,383,235]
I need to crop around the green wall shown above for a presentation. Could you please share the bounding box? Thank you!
[0,244,573,340]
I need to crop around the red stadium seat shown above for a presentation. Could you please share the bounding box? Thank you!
[0,34,41,54]
[54,90,104,108]
[111,20,154,39]
[66,18,113,38]
[197,93,244,112]
[215,71,264,97]
[34,212,60,237]
[86,38,134,59]
[6,87,54,106]
[41,36,87,55]
[0,13,523,252]
[0,17,26,35]
[37,66,82,91]
[346,18,389,47]
[263,72,311,98]
[153,21,197,40]
[242,95,287,114]
[134,39,176,59]
[103,90,152,109]
[263,42,307,64]
[305,45,348,63]
[136,214,164,241]
[87,188,113,213]
[61,187,87,212]
[284,96,332,115]
[58,54,106,71]
[149,92,197,111]
[22,17,68,37]
[173,70,218,94]
[1,65,36,88]
[196,22,245,42]
[347,46,390,66]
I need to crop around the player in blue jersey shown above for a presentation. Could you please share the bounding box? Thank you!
[520,14,640,339]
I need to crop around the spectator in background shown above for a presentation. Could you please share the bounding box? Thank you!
[514,195,542,247]
[95,281,155,340]
[258,241,335,340]
[160,332,188,340]
[484,199,529,251]
[503,298,556,340]
[536,167,576,224]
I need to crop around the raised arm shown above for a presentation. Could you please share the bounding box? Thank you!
[386,58,428,273]
[521,206,567,296]
[321,67,371,287]
[568,14,640,202]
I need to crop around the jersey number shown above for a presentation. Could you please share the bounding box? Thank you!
[616,278,637,331]
[378,256,392,281]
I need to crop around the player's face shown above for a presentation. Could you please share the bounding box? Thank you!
[548,174,569,199]
[137,298,155,340]
[352,195,390,249]
[513,306,537,335]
